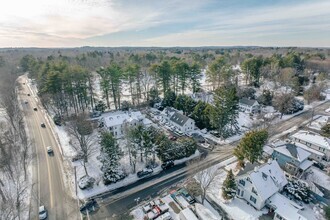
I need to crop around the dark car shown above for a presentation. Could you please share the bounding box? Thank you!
[178,188,196,204]
[137,168,153,178]
[27,93,30,96]
[192,133,205,143]
[80,199,98,215]
[169,135,177,141]
[33,107,38,111]
[41,123,46,128]
[161,160,174,170]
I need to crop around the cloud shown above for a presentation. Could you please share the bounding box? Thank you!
[0,0,329,47]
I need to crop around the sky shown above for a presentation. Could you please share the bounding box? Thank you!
[0,0,329,48]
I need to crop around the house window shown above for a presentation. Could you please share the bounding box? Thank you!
[109,127,113,131]
[252,187,258,195]
[239,179,245,186]
[262,173,268,180]
[250,196,257,204]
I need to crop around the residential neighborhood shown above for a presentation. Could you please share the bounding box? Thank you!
[0,1,330,220]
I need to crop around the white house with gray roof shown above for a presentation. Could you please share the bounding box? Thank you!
[169,112,195,133]
[291,130,330,161]
[239,98,260,114]
[236,160,288,210]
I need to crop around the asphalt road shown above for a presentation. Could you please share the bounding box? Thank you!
[18,76,79,220]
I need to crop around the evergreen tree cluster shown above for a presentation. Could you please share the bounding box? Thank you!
[284,179,311,203]
[234,129,268,164]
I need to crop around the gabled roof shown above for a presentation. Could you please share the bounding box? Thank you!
[170,112,191,126]
[273,143,310,162]
[239,98,258,106]
[291,130,330,150]
[268,193,307,220]
[236,162,260,177]
[237,160,288,201]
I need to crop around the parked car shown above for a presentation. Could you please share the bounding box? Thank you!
[27,93,30,96]
[38,205,48,220]
[137,168,153,178]
[79,176,95,190]
[178,188,196,204]
[33,107,38,111]
[24,100,28,104]
[161,160,174,170]
[80,199,98,215]
[191,133,205,143]
[41,123,46,128]
[46,146,53,155]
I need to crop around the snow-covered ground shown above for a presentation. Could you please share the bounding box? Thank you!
[307,115,330,131]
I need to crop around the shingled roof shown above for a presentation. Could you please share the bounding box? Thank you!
[170,112,190,126]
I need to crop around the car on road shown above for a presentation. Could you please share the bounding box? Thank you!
[169,135,177,141]
[41,123,46,128]
[80,199,98,215]
[27,93,30,96]
[24,100,28,104]
[47,146,53,154]
[137,168,153,178]
[33,107,38,111]
[38,205,47,220]
[161,160,174,170]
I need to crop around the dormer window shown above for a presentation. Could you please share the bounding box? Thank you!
[239,179,245,186]
[262,172,268,180]
[252,187,258,195]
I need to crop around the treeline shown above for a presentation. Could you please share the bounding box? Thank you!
[160,84,239,138]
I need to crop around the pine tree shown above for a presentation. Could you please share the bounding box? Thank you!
[210,85,239,138]
[222,169,237,200]
[234,129,268,163]
[99,132,124,185]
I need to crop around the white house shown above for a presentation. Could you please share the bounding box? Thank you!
[190,92,214,104]
[169,112,195,133]
[161,107,195,133]
[99,111,152,139]
[290,130,330,161]
[236,160,288,210]
[239,98,260,114]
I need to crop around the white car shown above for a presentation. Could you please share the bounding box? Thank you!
[47,146,53,154]
[39,206,47,220]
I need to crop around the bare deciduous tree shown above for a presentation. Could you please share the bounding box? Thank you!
[188,158,220,204]
[66,114,96,176]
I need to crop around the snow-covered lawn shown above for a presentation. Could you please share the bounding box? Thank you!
[307,115,330,131]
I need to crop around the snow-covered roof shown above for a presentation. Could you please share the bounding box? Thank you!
[291,130,330,150]
[248,160,288,201]
[267,193,307,220]
[263,145,274,155]
[170,112,191,126]
[101,111,144,127]
[273,143,311,162]
[299,160,314,171]
[180,208,198,220]
[294,142,325,157]
[304,167,330,191]
[195,203,218,220]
